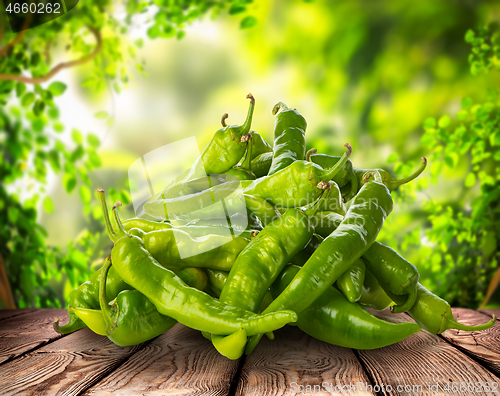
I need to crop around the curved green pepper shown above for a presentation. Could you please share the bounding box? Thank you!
[99,194,251,272]
[393,283,496,334]
[157,95,255,200]
[289,234,324,266]
[268,102,307,176]
[310,211,343,238]
[336,258,365,303]
[358,266,392,311]
[246,177,393,354]
[219,187,327,313]
[352,157,427,194]
[250,152,273,178]
[249,131,272,159]
[363,242,419,313]
[272,265,421,349]
[306,150,355,189]
[53,263,130,334]
[104,192,297,337]
[243,144,351,209]
[75,263,208,346]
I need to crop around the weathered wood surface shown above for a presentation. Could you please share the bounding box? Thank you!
[0,309,36,321]
[357,310,500,396]
[83,323,241,396]
[0,328,145,396]
[0,309,499,396]
[0,309,66,365]
[236,325,375,396]
[440,308,500,376]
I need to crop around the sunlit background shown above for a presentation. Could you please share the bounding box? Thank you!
[1,0,500,309]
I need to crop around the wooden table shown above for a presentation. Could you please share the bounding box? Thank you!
[0,308,499,395]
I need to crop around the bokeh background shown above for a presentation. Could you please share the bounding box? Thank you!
[0,0,499,309]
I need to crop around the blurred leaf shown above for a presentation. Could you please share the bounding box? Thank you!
[48,82,67,97]
[240,16,257,29]
[465,172,476,187]
[21,92,35,107]
[43,196,54,213]
[87,133,100,147]
[94,111,108,119]
[229,4,246,14]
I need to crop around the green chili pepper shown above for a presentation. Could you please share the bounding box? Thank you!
[268,102,307,176]
[246,176,393,354]
[75,262,208,346]
[392,283,496,334]
[358,266,392,310]
[250,152,273,178]
[243,143,351,209]
[336,258,365,303]
[362,242,419,313]
[352,157,427,194]
[99,193,251,272]
[305,149,355,189]
[204,268,230,298]
[144,180,245,221]
[157,95,255,200]
[289,234,324,266]
[104,193,298,337]
[243,194,280,226]
[53,262,130,334]
[219,187,328,314]
[271,265,421,349]
[224,130,256,181]
[310,211,343,238]
[249,131,272,159]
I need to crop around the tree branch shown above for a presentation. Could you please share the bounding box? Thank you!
[0,26,102,84]
[0,29,27,58]
[0,254,16,309]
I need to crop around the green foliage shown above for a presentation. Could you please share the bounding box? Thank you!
[0,0,263,308]
[376,25,500,309]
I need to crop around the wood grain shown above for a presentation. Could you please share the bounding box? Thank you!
[0,309,37,321]
[357,311,500,396]
[236,325,375,396]
[83,323,241,396]
[439,308,500,375]
[0,309,66,365]
[0,328,144,396]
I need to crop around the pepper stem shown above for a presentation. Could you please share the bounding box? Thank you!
[305,148,317,162]
[443,314,496,332]
[97,188,117,243]
[363,170,383,184]
[235,94,255,136]
[221,113,229,127]
[112,201,128,239]
[239,133,254,171]
[302,183,331,218]
[386,157,427,191]
[318,143,352,182]
[272,102,290,115]
[99,256,118,333]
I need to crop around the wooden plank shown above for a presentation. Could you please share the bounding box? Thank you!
[439,308,500,376]
[0,309,67,365]
[0,309,37,321]
[235,325,375,396]
[0,328,145,396]
[83,323,241,396]
[356,311,500,395]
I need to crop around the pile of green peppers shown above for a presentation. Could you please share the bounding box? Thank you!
[55,94,496,360]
